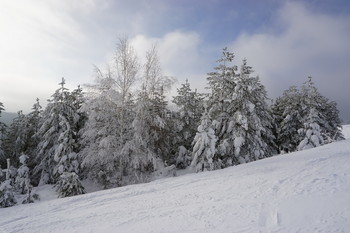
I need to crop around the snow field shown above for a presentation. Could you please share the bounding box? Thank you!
[1,136,350,233]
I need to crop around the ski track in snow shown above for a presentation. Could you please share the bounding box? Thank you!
[1,135,350,232]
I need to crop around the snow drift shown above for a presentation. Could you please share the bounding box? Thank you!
[1,138,350,232]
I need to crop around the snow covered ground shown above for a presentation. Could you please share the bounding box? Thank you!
[1,129,350,233]
[342,124,350,139]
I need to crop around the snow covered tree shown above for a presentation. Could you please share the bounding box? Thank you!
[297,77,326,150]
[34,78,82,189]
[172,80,206,168]
[80,68,128,188]
[274,77,343,152]
[114,38,140,147]
[0,102,7,168]
[15,153,30,194]
[122,89,161,183]
[297,108,324,150]
[272,86,303,153]
[24,98,42,179]
[0,159,16,208]
[70,86,87,138]
[55,172,85,198]
[207,50,274,167]
[321,100,344,142]
[122,46,175,183]
[191,108,217,172]
[3,111,27,167]
[80,38,140,188]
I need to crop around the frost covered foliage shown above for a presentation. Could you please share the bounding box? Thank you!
[0,160,16,208]
[0,102,7,167]
[1,100,42,172]
[207,49,275,167]
[172,80,205,168]
[0,180,16,208]
[272,86,303,153]
[3,111,27,167]
[122,46,174,183]
[15,154,36,204]
[80,70,130,187]
[191,109,217,172]
[34,78,81,186]
[297,108,324,150]
[24,99,42,171]
[15,154,30,194]
[55,172,85,198]
[122,90,160,182]
[273,77,344,152]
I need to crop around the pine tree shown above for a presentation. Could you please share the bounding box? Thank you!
[15,153,30,194]
[322,100,344,142]
[273,86,303,153]
[207,50,274,166]
[172,80,205,168]
[0,102,7,168]
[191,108,217,172]
[35,78,82,190]
[297,108,324,150]
[207,48,237,167]
[274,77,344,152]
[3,111,27,168]
[0,159,16,208]
[55,172,85,198]
[297,77,326,150]
[24,98,43,184]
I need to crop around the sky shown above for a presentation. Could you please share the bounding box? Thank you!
[0,0,349,121]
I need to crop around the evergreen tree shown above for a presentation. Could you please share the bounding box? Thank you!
[172,80,205,168]
[274,77,344,152]
[0,102,7,168]
[297,77,326,150]
[191,108,217,172]
[297,108,324,150]
[4,111,27,167]
[24,98,43,182]
[34,78,82,189]
[0,159,16,208]
[207,49,274,166]
[322,100,344,142]
[15,153,30,194]
[55,172,85,198]
[272,86,303,153]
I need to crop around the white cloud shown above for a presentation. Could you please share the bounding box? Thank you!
[231,2,350,95]
[130,31,208,96]
[0,0,104,112]
[230,2,350,119]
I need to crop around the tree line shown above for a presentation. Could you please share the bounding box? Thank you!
[0,40,344,207]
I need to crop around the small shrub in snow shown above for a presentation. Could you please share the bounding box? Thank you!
[55,172,85,198]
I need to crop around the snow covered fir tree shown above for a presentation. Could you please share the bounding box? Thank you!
[0,44,345,208]
[191,107,217,172]
[272,77,344,153]
[206,48,276,167]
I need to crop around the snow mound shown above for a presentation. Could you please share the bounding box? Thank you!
[342,124,350,139]
[1,139,350,233]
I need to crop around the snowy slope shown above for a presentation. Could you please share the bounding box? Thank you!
[1,140,350,232]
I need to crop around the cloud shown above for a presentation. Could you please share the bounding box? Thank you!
[130,31,209,95]
[0,0,106,112]
[230,2,350,120]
